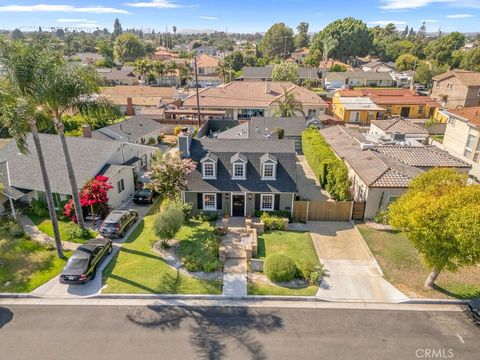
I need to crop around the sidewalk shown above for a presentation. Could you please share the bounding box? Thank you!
[221,224,248,297]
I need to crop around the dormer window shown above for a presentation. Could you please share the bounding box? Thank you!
[260,153,277,180]
[201,152,218,180]
[263,163,276,179]
[233,163,246,179]
[231,152,247,180]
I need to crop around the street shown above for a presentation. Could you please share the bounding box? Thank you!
[0,304,478,360]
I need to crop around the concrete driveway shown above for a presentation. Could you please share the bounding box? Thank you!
[309,221,408,302]
[31,200,154,299]
[296,155,330,201]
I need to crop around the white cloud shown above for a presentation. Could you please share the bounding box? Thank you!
[0,4,129,14]
[446,13,474,18]
[368,20,407,25]
[196,16,219,20]
[380,0,480,10]
[125,0,186,8]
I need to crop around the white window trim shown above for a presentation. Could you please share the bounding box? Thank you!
[232,162,246,180]
[202,162,216,180]
[203,193,217,211]
[260,194,275,211]
[261,162,276,180]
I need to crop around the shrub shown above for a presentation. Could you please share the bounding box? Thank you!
[260,213,285,230]
[373,209,390,225]
[254,209,291,220]
[147,137,156,145]
[203,260,220,273]
[297,259,326,284]
[183,255,202,272]
[214,227,227,236]
[194,211,219,222]
[264,254,297,282]
[8,222,24,238]
[273,127,285,139]
[154,200,185,247]
[29,199,49,217]
[173,125,182,136]
[157,133,165,143]
[66,227,92,241]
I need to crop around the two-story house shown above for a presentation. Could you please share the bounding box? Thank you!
[431,69,480,109]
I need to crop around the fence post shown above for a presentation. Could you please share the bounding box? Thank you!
[306,201,310,222]
[349,201,354,220]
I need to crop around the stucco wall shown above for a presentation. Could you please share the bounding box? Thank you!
[106,166,136,208]
[364,187,407,219]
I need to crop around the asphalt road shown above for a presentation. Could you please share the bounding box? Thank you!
[0,305,478,360]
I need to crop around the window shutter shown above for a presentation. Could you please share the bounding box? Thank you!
[217,193,222,210]
[197,193,203,209]
[255,194,260,211]
[274,194,280,210]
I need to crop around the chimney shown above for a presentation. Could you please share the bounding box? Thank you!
[178,128,192,157]
[126,97,135,116]
[82,124,92,138]
[265,80,271,94]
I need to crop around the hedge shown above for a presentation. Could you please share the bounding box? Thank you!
[302,128,351,201]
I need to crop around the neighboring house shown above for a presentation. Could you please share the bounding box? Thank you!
[188,54,222,88]
[332,93,384,124]
[89,116,175,144]
[240,66,320,84]
[369,119,430,144]
[326,71,395,88]
[194,46,218,56]
[99,86,181,115]
[291,48,309,63]
[0,134,157,214]
[182,81,327,120]
[318,59,353,71]
[362,61,395,73]
[320,125,470,218]
[431,69,480,109]
[97,66,139,86]
[440,106,480,180]
[151,47,180,61]
[178,131,297,217]
[69,52,104,65]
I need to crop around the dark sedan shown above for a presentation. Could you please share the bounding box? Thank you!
[467,298,480,326]
[133,188,157,204]
[59,238,112,284]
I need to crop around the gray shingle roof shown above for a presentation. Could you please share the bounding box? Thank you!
[371,119,429,135]
[217,117,306,140]
[242,66,319,80]
[186,138,297,193]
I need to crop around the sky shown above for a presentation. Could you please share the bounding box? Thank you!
[0,0,479,34]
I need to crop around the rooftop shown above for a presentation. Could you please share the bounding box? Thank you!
[196,54,219,68]
[370,119,429,135]
[327,71,394,81]
[448,106,480,126]
[242,66,320,80]
[432,69,480,86]
[336,97,385,111]
[337,88,440,106]
[217,117,307,140]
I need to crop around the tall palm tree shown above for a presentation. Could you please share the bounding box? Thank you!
[0,41,64,258]
[179,61,192,87]
[217,61,229,83]
[152,60,166,85]
[273,88,305,117]
[134,58,152,85]
[321,36,338,89]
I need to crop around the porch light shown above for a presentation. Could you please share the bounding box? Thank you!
[248,193,252,200]
[225,194,229,200]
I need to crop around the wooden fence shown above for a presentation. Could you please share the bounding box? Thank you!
[292,200,353,222]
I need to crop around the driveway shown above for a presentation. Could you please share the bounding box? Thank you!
[309,221,408,302]
[296,155,330,201]
[31,200,154,298]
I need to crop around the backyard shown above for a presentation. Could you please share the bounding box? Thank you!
[248,230,320,296]
[358,224,480,299]
[0,231,69,292]
[27,214,97,244]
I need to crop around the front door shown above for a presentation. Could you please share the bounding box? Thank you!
[401,107,410,118]
[232,194,245,217]
[349,111,360,123]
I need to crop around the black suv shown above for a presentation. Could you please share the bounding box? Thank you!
[133,188,157,204]
[466,298,480,326]
[59,238,112,284]
[99,209,138,238]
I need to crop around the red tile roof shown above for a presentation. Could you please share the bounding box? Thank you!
[448,106,480,126]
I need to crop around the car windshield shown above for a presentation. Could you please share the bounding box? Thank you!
[137,189,150,196]
[102,222,117,228]
[65,257,88,270]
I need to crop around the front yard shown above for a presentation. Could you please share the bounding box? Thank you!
[0,231,69,292]
[27,214,97,244]
[102,212,222,294]
[358,224,480,299]
[248,230,320,296]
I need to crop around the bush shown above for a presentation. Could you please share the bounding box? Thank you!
[157,133,165,143]
[147,137,156,145]
[273,127,285,139]
[214,227,227,236]
[203,260,220,273]
[8,222,24,238]
[66,227,92,241]
[29,199,49,217]
[260,213,285,230]
[373,209,390,225]
[254,209,291,220]
[173,125,182,136]
[183,255,202,272]
[193,211,219,222]
[264,254,297,282]
[154,200,185,246]
[296,259,326,284]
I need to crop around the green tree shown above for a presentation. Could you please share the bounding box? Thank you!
[320,36,338,88]
[271,61,299,82]
[224,51,244,72]
[329,64,347,72]
[460,48,480,72]
[260,23,295,59]
[304,49,322,67]
[11,28,24,40]
[154,200,185,247]
[294,22,310,49]
[414,61,448,86]
[114,33,145,63]
[152,60,166,84]
[386,40,414,61]
[113,18,123,39]
[395,53,418,71]
[389,169,480,288]
[424,32,465,65]
[134,58,152,85]
[273,88,305,117]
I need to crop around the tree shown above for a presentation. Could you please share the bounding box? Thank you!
[146,152,196,200]
[395,53,418,71]
[389,169,480,288]
[11,28,24,40]
[304,49,322,67]
[0,41,64,258]
[152,60,166,84]
[385,40,414,61]
[424,32,465,65]
[113,18,123,39]
[224,51,244,72]
[154,200,185,247]
[114,33,145,63]
[295,22,310,49]
[311,17,371,61]
[271,61,299,83]
[414,61,448,86]
[273,89,305,117]
[64,176,112,225]
[56,28,65,39]
[273,127,285,139]
[329,64,347,72]
[260,23,295,59]
[134,58,152,84]
[320,36,338,88]
[460,48,480,72]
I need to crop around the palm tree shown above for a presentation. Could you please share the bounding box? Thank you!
[273,88,305,117]
[134,58,152,85]
[152,60,166,85]
[320,36,338,89]
[217,61,229,83]
[0,41,64,258]
[179,61,192,87]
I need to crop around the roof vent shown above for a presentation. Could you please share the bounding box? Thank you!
[360,143,375,151]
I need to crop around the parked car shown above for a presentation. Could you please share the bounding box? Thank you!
[133,187,157,204]
[466,298,480,326]
[59,238,112,284]
[99,209,138,238]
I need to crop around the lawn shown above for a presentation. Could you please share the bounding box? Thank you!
[358,224,480,299]
[0,231,69,292]
[102,212,221,294]
[27,214,97,244]
[250,230,320,296]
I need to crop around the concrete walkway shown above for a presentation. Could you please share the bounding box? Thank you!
[309,221,408,302]
[221,223,248,297]
[296,155,331,201]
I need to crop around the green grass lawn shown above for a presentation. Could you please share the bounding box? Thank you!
[102,212,221,294]
[27,214,97,244]
[0,231,69,292]
[358,224,480,299]
[250,230,320,296]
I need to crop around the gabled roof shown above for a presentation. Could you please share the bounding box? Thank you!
[196,54,219,68]
[337,88,440,106]
[217,117,307,140]
[432,69,480,86]
[201,152,218,162]
[370,119,429,135]
[230,152,247,163]
[260,153,278,163]
[92,116,173,142]
[448,106,480,126]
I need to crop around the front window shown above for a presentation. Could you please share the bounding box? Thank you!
[448,116,456,126]
[203,193,217,211]
[262,163,276,179]
[117,179,125,194]
[232,163,246,179]
[238,109,264,120]
[202,162,216,179]
[260,194,274,211]
[307,109,317,117]
[418,105,424,115]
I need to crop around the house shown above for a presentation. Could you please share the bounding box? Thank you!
[178,130,297,217]
[182,81,327,120]
[320,125,470,218]
[97,66,139,86]
[332,93,384,124]
[240,66,320,85]
[431,69,480,109]
[151,47,180,61]
[69,52,104,65]
[440,106,480,180]
[189,54,222,88]
[362,61,395,73]
[291,48,309,63]
[369,119,430,144]
[326,71,395,88]
[89,116,175,144]
[0,134,158,215]
[99,86,181,115]
[193,46,218,56]
[318,59,353,71]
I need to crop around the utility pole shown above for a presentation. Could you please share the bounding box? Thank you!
[194,56,201,128]
[410,58,417,91]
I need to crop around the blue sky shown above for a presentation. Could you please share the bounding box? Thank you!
[0,0,479,33]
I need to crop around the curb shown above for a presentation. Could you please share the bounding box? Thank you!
[0,293,39,299]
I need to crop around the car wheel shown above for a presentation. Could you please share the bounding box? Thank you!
[108,245,113,254]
